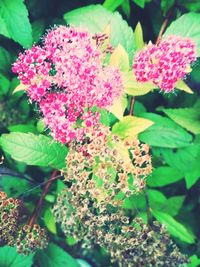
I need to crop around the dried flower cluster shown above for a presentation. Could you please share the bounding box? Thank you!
[0,191,48,254]
[12,26,123,143]
[16,224,48,255]
[133,35,196,92]
[0,191,21,246]
[65,125,152,205]
[53,190,188,267]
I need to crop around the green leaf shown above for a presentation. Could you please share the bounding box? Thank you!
[0,246,33,267]
[148,189,167,205]
[0,73,10,96]
[0,133,68,170]
[160,107,200,134]
[0,15,10,38]
[112,115,154,138]
[164,12,200,56]
[0,175,31,197]
[158,196,185,216]
[161,0,174,15]
[147,166,183,187]
[32,19,45,44]
[122,72,157,96]
[109,44,129,71]
[36,243,79,267]
[188,255,200,267]
[103,0,124,11]
[0,0,32,48]
[185,167,200,189]
[133,0,145,8]
[139,113,193,148]
[8,124,38,133]
[44,208,57,234]
[0,46,11,74]
[121,0,131,17]
[64,5,135,61]
[134,22,145,50]
[107,94,127,120]
[177,0,200,12]
[152,210,195,244]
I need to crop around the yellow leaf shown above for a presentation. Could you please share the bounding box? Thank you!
[122,71,157,96]
[12,83,28,94]
[109,44,129,71]
[135,22,145,51]
[175,80,193,94]
[112,115,154,138]
[107,94,127,120]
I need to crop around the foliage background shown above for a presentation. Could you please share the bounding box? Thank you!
[0,0,200,266]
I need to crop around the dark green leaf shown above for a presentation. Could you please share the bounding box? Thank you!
[139,113,193,148]
[32,19,45,43]
[0,46,11,74]
[152,210,195,244]
[133,0,145,8]
[36,243,79,267]
[0,133,68,169]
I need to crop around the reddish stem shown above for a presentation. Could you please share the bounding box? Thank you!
[28,170,58,227]
[156,8,174,44]
[129,96,135,116]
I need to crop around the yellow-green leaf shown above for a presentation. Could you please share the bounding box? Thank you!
[109,44,129,71]
[44,209,57,234]
[107,94,127,120]
[112,115,154,138]
[134,22,145,50]
[175,80,193,94]
[13,83,28,94]
[122,72,157,96]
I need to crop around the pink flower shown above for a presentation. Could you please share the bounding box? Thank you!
[133,35,196,92]
[12,26,124,143]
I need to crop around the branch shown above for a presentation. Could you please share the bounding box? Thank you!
[129,96,135,115]
[28,170,59,227]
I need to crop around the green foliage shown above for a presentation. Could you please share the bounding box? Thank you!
[0,133,68,169]
[64,5,135,61]
[152,210,195,244]
[0,0,32,48]
[165,12,200,56]
[0,246,34,267]
[160,107,200,134]
[139,113,193,148]
[35,243,79,267]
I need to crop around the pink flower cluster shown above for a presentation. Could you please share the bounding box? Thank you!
[12,26,123,143]
[133,35,196,92]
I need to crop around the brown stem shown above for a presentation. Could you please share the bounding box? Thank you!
[129,96,135,115]
[28,170,58,227]
[145,190,152,226]
[156,7,174,44]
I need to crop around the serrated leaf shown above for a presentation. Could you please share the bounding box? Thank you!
[134,22,145,50]
[0,246,33,267]
[161,107,200,134]
[147,166,183,187]
[103,0,124,11]
[64,5,135,61]
[112,115,154,138]
[36,243,79,267]
[107,94,127,120]
[164,12,200,56]
[0,0,32,48]
[109,44,129,71]
[175,80,193,94]
[0,15,10,38]
[152,210,195,244]
[139,113,193,148]
[122,72,157,96]
[0,133,68,170]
